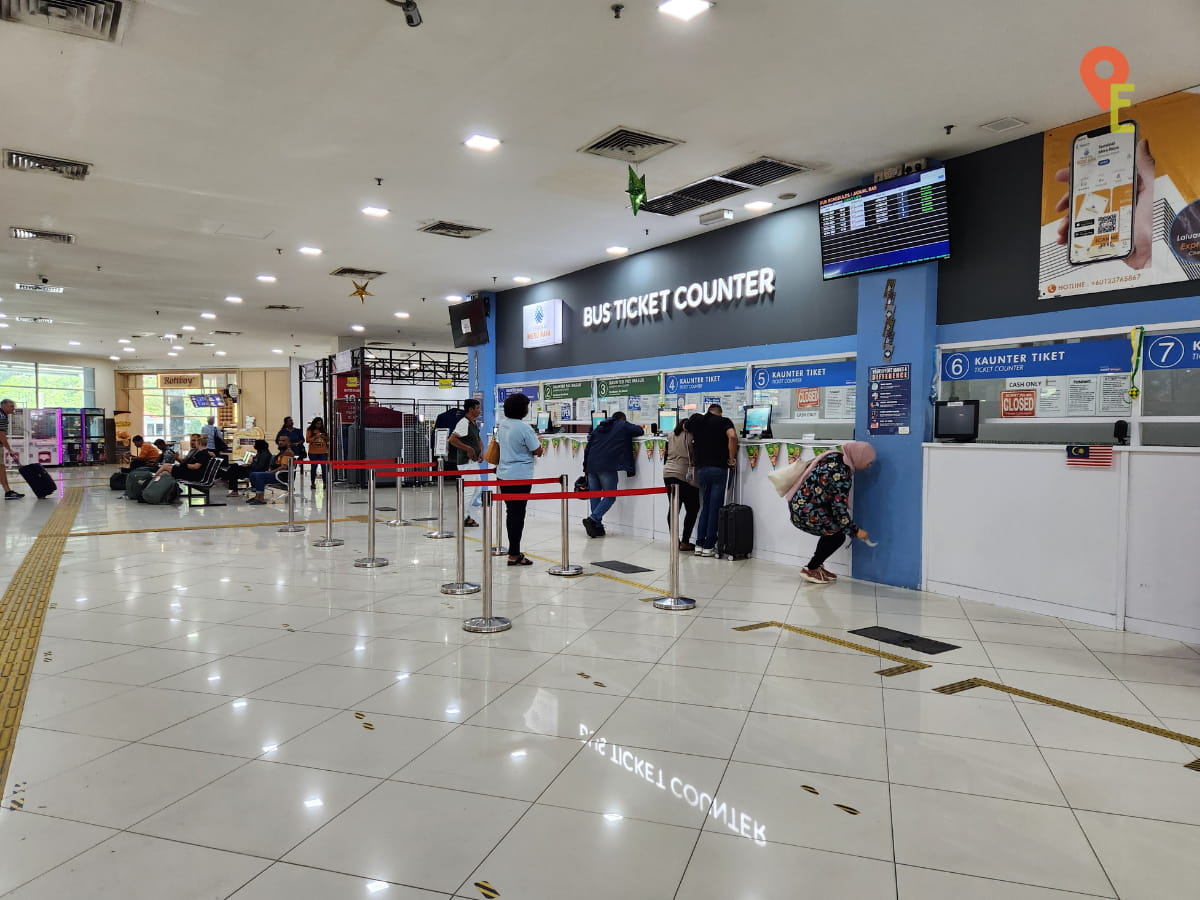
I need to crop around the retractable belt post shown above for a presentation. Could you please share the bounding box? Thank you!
[490,483,507,557]
[463,492,511,633]
[441,473,481,595]
[386,455,409,527]
[652,483,695,611]
[277,458,305,533]
[312,460,344,548]
[425,455,454,539]
[354,470,389,568]
[548,473,584,577]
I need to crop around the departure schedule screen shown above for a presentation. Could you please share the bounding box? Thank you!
[818,169,950,279]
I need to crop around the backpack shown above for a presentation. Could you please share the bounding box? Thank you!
[110,471,128,491]
[214,432,230,454]
[141,472,181,505]
[125,468,154,501]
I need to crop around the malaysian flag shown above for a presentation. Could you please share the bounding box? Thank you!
[1066,445,1114,467]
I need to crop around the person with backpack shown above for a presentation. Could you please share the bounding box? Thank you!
[201,416,221,451]
[446,399,483,527]
[783,441,876,584]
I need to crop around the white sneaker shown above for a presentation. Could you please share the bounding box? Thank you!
[695,547,717,557]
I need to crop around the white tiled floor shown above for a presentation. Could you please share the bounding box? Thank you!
[3,471,1200,898]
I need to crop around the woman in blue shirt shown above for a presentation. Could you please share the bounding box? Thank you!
[497,393,543,566]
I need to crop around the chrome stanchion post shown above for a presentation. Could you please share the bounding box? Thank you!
[277,458,306,533]
[355,471,389,568]
[386,457,409,527]
[653,484,696,611]
[464,492,511,633]
[548,474,583,577]
[312,462,344,548]
[442,474,480,595]
[425,455,454,539]
[490,483,507,557]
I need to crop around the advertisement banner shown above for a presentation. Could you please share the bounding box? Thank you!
[598,374,661,397]
[1038,86,1200,300]
[522,299,564,348]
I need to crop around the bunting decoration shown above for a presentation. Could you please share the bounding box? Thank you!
[765,442,782,467]
[571,440,581,457]
[540,438,549,453]
[786,443,803,465]
[656,439,668,458]
[812,446,830,457]
[745,444,761,470]
[644,441,654,460]
[552,437,562,450]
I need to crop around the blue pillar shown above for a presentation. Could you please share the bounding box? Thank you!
[468,292,498,430]
[851,263,937,589]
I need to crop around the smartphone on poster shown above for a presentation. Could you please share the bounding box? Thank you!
[1068,121,1138,265]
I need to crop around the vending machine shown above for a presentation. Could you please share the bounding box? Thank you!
[30,408,64,467]
[83,407,106,463]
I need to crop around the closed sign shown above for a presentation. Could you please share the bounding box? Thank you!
[1000,390,1037,417]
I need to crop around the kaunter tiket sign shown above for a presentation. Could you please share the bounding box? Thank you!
[582,267,776,329]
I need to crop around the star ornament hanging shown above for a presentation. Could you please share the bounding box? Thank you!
[349,280,374,303]
[626,165,647,216]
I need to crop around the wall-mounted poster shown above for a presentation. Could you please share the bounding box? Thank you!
[867,364,912,436]
[1039,86,1200,300]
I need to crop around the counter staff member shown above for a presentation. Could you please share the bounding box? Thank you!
[690,404,738,556]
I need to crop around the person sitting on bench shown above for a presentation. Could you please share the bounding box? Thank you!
[225,439,272,497]
[155,434,212,481]
[129,435,160,470]
[154,439,178,465]
[246,435,294,505]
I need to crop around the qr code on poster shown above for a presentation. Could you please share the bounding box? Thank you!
[1098,214,1118,234]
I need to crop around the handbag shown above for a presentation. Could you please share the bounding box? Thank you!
[768,455,807,497]
[485,437,500,465]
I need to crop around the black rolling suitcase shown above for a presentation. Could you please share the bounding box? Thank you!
[18,463,57,499]
[717,470,753,560]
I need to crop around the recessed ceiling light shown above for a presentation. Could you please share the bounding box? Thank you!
[172,345,184,351]
[109,355,120,360]
[167,352,178,357]
[394,311,411,318]
[744,200,774,212]
[182,325,196,331]
[225,296,243,304]
[303,797,324,809]
[122,346,135,352]
[214,350,227,356]
[658,0,713,21]
[362,206,390,217]
[513,276,532,284]
[201,312,217,319]
[298,246,323,256]
[351,324,365,332]
[0,313,5,318]
[118,338,131,343]
[0,323,7,328]
[465,134,501,152]
[0,345,12,351]
[271,348,283,354]
[68,340,81,345]
[445,295,463,303]
[256,275,277,283]
[606,246,629,256]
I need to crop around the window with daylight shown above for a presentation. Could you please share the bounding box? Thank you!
[0,361,95,410]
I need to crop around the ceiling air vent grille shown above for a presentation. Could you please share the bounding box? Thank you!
[10,226,76,244]
[418,221,491,239]
[0,0,127,42]
[14,282,65,293]
[719,156,812,186]
[981,116,1028,133]
[210,330,242,337]
[14,315,53,324]
[580,127,682,163]
[3,149,91,181]
[329,267,386,280]
[264,304,302,310]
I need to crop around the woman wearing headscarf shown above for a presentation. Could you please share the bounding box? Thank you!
[784,441,876,584]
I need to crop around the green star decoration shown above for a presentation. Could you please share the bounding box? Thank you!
[626,165,647,216]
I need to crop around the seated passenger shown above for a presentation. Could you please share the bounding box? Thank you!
[154,439,178,465]
[155,433,212,481]
[225,439,272,497]
[128,435,160,469]
[246,435,294,505]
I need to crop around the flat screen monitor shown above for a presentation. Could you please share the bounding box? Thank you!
[535,412,551,433]
[591,412,606,430]
[935,400,979,442]
[817,167,950,279]
[449,296,490,348]
[743,404,772,437]
[658,410,678,433]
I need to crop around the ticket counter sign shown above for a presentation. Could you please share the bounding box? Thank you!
[497,384,539,402]
[664,368,746,395]
[598,374,660,397]
[1144,332,1200,370]
[1000,390,1038,417]
[543,379,591,400]
[752,361,856,389]
[941,338,1129,381]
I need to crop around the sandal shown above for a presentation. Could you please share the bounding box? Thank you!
[507,555,533,566]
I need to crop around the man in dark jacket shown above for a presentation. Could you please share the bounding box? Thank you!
[582,411,644,537]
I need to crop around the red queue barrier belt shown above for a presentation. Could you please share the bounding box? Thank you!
[490,487,667,503]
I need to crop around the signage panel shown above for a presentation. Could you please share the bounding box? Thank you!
[543,379,591,401]
[941,338,1130,381]
[1144,332,1200,370]
[664,368,747,396]
[522,299,564,348]
[598,374,661,397]
[752,361,856,390]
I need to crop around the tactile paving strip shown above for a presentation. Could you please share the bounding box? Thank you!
[0,488,83,795]
[732,621,932,675]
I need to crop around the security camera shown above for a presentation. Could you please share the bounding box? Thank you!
[385,0,421,26]
[40,276,49,284]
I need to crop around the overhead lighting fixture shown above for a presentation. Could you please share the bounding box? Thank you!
[362,206,390,218]
[271,348,283,354]
[122,346,135,352]
[606,246,629,256]
[201,312,217,319]
[256,275,277,283]
[658,0,713,21]
[0,323,8,328]
[68,340,80,346]
[167,352,178,357]
[445,295,463,303]
[464,134,501,152]
[351,324,365,332]
[182,325,196,331]
[225,296,243,304]
[214,350,227,356]
[109,355,120,361]
[303,797,324,809]
[0,345,12,351]
[118,338,131,343]
[513,276,532,284]
[298,246,323,256]
[744,200,774,212]
[603,813,624,822]
[394,311,411,318]
[172,345,184,351]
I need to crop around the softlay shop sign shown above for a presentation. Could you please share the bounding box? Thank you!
[941,338,1130,381]
[522,299,564,348]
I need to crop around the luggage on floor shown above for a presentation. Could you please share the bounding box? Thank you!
[717,470,753,560]
[18,463,56,499]
[125,468,155,501]
[110,471,128,491]
[140,472,180,505]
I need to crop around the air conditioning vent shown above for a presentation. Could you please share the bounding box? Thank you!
[14,282,65,293]
[3,149,91,181]
[329,267,386,280]
[641,178,748,217]
[264,304,303,311]
[981,116,1028,134]
[210,330,242,336]
[189,341,215,347]
[14,315,53,324]
[1,0,127,42]
[418,221,491,240]
[580,126,683,163]
[719,156,812,186]
[10,226,76,244]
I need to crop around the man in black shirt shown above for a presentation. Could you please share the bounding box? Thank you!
[690,404,738,556]
[155,433,213,481]
[0,398,24,499]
